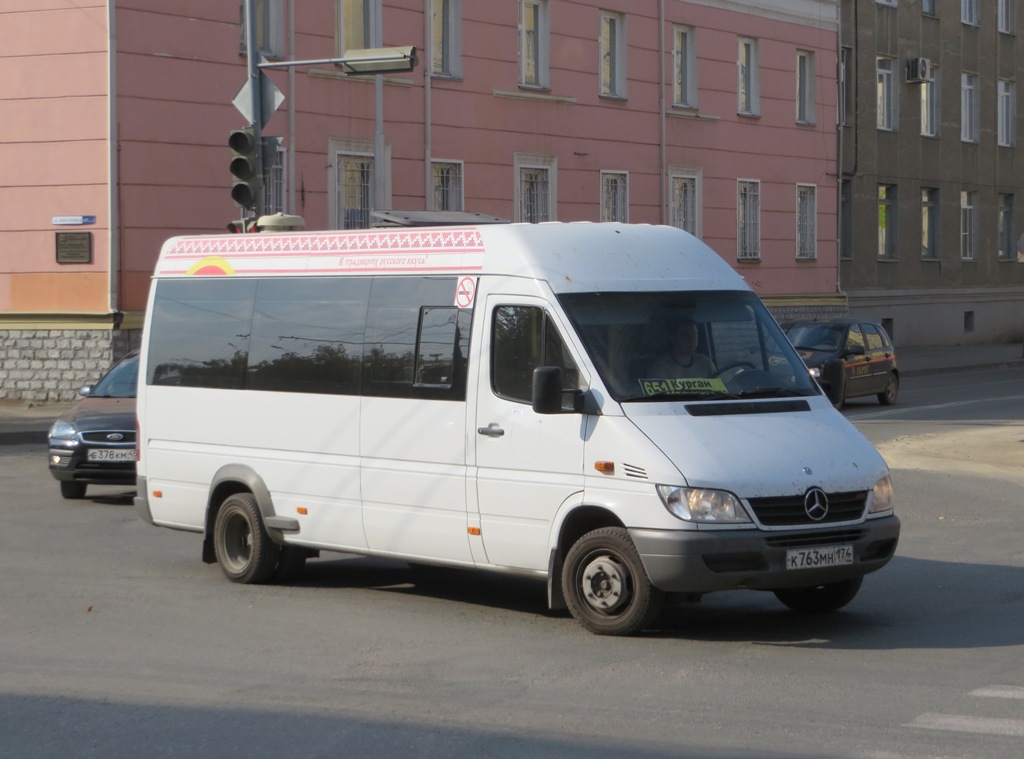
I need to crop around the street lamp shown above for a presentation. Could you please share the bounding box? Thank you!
[258,46,418,76]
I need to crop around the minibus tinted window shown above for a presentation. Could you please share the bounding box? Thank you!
[248,278,369,395]
[492,306,579,408]
[148,279,256,389]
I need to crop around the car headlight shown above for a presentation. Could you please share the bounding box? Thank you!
[808,366,821,379]
[656,485,752,523]
[48,420,78,442]
[868,474,894,514]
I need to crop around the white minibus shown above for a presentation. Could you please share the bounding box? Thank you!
[135,222,899,635]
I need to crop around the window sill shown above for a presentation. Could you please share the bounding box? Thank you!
[737,111,761,120]
[494,89,577,105]
[599,93,628,102]
[667,108,719,122]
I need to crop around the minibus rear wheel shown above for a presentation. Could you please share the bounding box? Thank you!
[562,527,664,636]
[213,493,280,584]
[773,577,862,613]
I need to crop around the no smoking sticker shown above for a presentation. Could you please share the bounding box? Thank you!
[455,277,477,308]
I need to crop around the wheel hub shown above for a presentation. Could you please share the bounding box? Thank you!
[580,555,629,613]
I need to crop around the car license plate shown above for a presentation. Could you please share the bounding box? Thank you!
[87,448,136,462]
[786,544,853,570]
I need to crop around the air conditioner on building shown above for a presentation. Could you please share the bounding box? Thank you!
[906,57,931,83]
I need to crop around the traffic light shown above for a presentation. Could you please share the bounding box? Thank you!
[228,127,260,208]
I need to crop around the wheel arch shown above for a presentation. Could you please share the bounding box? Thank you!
[202,464,279,564]
[546,503,626,611]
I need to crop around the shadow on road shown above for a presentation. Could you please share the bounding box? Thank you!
[287,553,1023,650]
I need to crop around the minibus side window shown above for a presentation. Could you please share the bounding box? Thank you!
[148,279,256,389]
[248,278,369,395]
[492,305,579,408]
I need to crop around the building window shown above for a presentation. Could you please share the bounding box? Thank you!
[515,153,555,223]
[999,0,1014,33]
[738,38,759,116]
[921,65,940,137]
[673,25,696,108]
[840,180,853,259]
[960,190,976,260]
[670,169,701,236]
[432,161,463,211]
[339,0,378,54]
[737,180,760,260]
[796,185,816,260]
[962,0,979,25]
[878,184,897,259]
[335,150,374,229]
[520,0,549,88]
[239,0,285,59]
[877,0,897,7]
[600,172,628,222]
[876,57,896,130]
[263,141,286,214]
[998,194,1015,260]
[840,47,853,126]
[922,0,937,14]
[796,51,815,124]
[599,12,627,98]
[431,0,462,77]
[921,188,939,259]
[961,72,979,143]
[998,80,1015,147]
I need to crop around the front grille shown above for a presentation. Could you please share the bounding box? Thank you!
[81,430,136,445]
[748,490,867,527]
[765,529,865,548]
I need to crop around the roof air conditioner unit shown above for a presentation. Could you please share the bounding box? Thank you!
[906,57,931,83]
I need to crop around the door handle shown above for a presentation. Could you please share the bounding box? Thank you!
[477,424,505,438]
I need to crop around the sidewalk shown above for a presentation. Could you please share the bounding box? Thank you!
[1,342,1022,446]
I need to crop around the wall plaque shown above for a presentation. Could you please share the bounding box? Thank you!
[56,231,92,264]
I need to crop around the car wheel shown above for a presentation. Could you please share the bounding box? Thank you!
[877,373,898,405]
[773,577,863,613]
[60,481,87,499]
[562,527,664,636]
[212,493,279,584]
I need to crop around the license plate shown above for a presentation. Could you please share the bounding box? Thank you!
[786,544,853,570]
[87,448,136,462]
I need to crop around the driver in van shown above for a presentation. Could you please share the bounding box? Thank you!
[647,317,717,379]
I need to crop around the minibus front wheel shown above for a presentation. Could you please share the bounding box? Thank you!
[562,527,664,636]
[213,492,280,584]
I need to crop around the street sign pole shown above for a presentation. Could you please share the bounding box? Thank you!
[243,0,264,217]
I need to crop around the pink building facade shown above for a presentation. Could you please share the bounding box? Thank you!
[1,0,839,401]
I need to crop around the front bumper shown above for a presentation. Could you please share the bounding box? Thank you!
[630,515,900,593]
[48,445,137,486]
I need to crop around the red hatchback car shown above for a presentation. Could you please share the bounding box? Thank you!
[785,319,898,407]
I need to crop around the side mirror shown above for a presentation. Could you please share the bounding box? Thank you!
[532,366,564,415]
[78,384,94,397]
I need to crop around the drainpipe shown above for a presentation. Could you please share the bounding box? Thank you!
[288,0,296,213]
[658,0,666,223]
[107,0,120,318]
[424,0,433,208]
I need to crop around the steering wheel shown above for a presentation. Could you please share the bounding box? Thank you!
[713,361,756,379]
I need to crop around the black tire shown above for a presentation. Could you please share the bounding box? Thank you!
[60,481,87,499]
[562,527,664,636]
[212,493,279,584]
[273,545,309,583]
[773,577,863,613]
[877,373,899,405]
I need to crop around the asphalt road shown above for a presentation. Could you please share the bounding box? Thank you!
[1,365,1022,759]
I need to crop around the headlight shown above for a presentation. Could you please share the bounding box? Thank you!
[868,474,894,514]
[48,420,78,441]
[808,366,821,378]
[656,485,752,523]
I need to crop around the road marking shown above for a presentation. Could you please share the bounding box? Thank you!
[906,713,1024,737]
[850,394,1024,420]
[971,684,1024,699]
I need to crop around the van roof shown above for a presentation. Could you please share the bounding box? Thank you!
[153,222,745,293]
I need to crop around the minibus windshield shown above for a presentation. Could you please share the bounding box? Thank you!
[559,290,818,402]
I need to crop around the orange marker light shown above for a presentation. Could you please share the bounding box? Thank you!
[594,461,615,474]
[152,490,163,498]
[468,526,481,536]
[297,507,308,515]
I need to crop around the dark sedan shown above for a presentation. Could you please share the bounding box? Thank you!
[48,351,138,499]
[785,319,898,407]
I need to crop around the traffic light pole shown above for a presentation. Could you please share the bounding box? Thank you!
[243,0,264,217]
